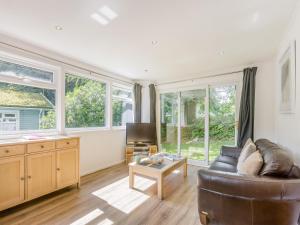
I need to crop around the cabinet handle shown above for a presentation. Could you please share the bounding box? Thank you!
[20,177,25,181]
[5,149,9,153]
[28,176,32,179]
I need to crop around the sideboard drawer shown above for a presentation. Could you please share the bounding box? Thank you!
[0,145,25,158]
[27,141,55,153]
[56,138,78,149]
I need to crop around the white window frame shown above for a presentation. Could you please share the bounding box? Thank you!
[111,84,134,129]
[0,50,134,138]
[0,52,59,138]
[0,50,58,88]
[64,70,110,132]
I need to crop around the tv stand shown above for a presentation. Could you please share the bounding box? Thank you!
[125,144,157,164]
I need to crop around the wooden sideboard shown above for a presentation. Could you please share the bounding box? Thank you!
[0,135,80,211]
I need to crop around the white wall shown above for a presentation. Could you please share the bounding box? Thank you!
[275,2,300,163]
[0,34,131,176]
[254,60,276,141]
[68,130,126,175]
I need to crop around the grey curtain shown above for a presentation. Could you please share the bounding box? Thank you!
[237,67,257,147]
[133,83,142,123]
[149,84,156,123]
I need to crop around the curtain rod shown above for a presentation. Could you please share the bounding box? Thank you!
[0,41,134,85]
[156,70,243,86]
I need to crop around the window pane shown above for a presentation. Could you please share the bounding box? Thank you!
[65,73,106,128]
[160,93,178,155]
[0,82,56,133]
[180,89,206,160]
[112,88,132,99]
[112,86,133,127]
[0,60,54,83]
[209,85,236,162]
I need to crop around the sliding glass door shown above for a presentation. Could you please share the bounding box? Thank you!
[180,89,206,161]
[160,84,237,165]
[209,85,236,162]
[160,93,178,155]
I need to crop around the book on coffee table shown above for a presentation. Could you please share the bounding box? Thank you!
[160,153,184,161]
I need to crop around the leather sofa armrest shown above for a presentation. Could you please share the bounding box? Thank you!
[220,146,242,159]
[198,168,300,200]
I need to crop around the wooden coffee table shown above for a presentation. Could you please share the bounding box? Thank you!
[128,158,187,200]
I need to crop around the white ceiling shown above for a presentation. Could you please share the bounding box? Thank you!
[0,0,297,81]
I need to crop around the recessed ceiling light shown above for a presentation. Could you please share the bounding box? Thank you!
[219,51,225,55]
[99,6,118,20]
[252,12,259,23]
[151,41,158,45]
[144,69,148,72]
[55,25,63,31]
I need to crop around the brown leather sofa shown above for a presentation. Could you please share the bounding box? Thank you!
[198,139,300,225]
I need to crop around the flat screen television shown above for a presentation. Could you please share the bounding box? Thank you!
[126,123,157,145]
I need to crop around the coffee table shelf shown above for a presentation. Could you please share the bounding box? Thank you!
[128,158,187,200]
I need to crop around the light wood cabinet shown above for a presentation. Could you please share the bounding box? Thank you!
[27,152,56,200]
[0,136,80,211]
[0,156,25,210]
[0,145,25,157]
[57,148,79,188]
[27,141,55,154]
[56,138,78,149]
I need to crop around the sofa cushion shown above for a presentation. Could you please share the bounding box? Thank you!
[244,138,253,148]
[209,157,237,173]
[255,139,294,177]
[238,151,264,176]
[237,142,256,172]
[221,146,242,158]
[215,155,238,166]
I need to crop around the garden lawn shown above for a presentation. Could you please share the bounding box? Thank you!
[161,138,235,162]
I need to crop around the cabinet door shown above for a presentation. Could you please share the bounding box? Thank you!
[0,156,25,210]
[57,148,79,188]
[27,152,56,200]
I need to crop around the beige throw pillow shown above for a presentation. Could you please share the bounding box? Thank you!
[238,151,264,175]
[244,138,253,148]
[237,141,256,172]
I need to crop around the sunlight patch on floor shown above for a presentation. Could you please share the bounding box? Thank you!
[70,208,103,225]
[97,218,114,225]
[92,176,155,214]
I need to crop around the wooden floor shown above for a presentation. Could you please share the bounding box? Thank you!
[0,163,200,225]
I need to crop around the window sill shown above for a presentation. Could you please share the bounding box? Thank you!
[65,127,111,134]
[112,126,126,130]
[65,126,127,134]
[0,130,59,140]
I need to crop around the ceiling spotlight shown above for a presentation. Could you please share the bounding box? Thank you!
[55,25,63,31]
[151,41,158,45]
